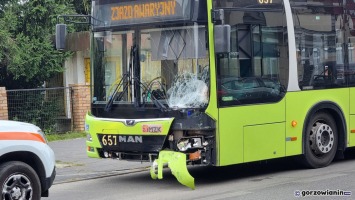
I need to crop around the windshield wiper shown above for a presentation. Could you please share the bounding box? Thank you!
[130,42,169,111]
[105,45,136,112]
[152,98,167,111]
[131,44,141,108]
[105,44,167,112]
[104,72,130,112]
[132,76,167,111]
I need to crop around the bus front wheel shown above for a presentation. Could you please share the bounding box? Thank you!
[303,111,338,168]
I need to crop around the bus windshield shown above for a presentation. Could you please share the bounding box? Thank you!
[91,25,210,110]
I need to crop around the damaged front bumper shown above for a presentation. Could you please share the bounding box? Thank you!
[150,150,195,189]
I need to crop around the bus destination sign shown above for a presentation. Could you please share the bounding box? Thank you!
[93,0,192,28]
[111,0,177,21]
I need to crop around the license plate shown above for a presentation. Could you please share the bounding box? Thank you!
[98,134,118,147]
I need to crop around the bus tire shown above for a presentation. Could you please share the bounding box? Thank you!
[303,111,338,168]
[0,161,41,200]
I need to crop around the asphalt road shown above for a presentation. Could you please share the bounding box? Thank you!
[47,149,355,200]
[49,138,150,184]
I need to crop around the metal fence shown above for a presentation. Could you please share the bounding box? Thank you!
[7,87,72,133]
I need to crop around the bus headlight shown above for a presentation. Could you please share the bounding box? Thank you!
[177,139,191,151]
[85,122,90,132]
[177,137,202,152]
[86,133,92,141]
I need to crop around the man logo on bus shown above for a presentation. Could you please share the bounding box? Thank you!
[119,136,142,143]
[126,120,135,126]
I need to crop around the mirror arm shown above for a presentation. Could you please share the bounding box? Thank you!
[212,9,225,25]
[212,9,230,54]
[56,15,92,25]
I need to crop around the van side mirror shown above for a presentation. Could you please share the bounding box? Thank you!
[214,24,230,54]
[56,24,67,50]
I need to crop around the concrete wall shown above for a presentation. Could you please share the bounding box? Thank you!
[63,31,90,120]
[64,51,89,87]
[64,31,90,88]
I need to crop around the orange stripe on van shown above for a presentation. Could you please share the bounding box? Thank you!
[0,132,45,143]
[351,130,355,133]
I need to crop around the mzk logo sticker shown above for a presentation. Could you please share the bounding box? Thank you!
[142,124,163,133]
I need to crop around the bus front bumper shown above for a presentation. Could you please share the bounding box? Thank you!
[150,150,195,189]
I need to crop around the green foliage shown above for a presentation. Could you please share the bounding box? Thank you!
[46,132,86,142]
[72,0,91,15]
[0,0,76,89]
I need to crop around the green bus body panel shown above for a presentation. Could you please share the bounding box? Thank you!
[204,0,220,165]
[205,0,218,120]
[244,123,285,162]
[351,88,355,115]
[286,89,351,153]
[350,115,355,147]
[218,99,286,166]
[85,113,174,158]
[350,88,355,146]
[218,88,351,166]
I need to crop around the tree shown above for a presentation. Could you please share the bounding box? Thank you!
[72,0,90,15]
[0,0,75,89]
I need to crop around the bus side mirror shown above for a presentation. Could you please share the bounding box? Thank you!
[214,24,230,54]
[56,24,67,50]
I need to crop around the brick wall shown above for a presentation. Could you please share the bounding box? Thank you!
[70,84,90,131]
[0,87,8,120]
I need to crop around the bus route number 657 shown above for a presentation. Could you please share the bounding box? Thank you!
[101,134,117,146]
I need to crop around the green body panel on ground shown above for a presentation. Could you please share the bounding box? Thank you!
[150,150,195,189]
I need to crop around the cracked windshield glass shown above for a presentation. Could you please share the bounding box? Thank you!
[92,25,209,110]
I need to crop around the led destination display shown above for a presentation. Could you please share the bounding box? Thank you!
[93,0,192,28]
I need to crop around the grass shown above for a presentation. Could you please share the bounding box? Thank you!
[46,132,86,142]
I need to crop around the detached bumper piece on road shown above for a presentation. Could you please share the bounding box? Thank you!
[150,150,195,189]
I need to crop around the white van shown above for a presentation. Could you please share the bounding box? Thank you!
[0,120,56,200]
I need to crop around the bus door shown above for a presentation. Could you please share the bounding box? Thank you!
[215,7,289,166]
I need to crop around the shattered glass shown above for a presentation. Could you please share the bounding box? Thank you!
[167,72,209,109]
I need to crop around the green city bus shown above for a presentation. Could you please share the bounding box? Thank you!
[57,0,355,189]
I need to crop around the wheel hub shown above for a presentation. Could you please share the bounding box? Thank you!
[11,187,21,199]
[2,174,33,200]
[310,122,334,154]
